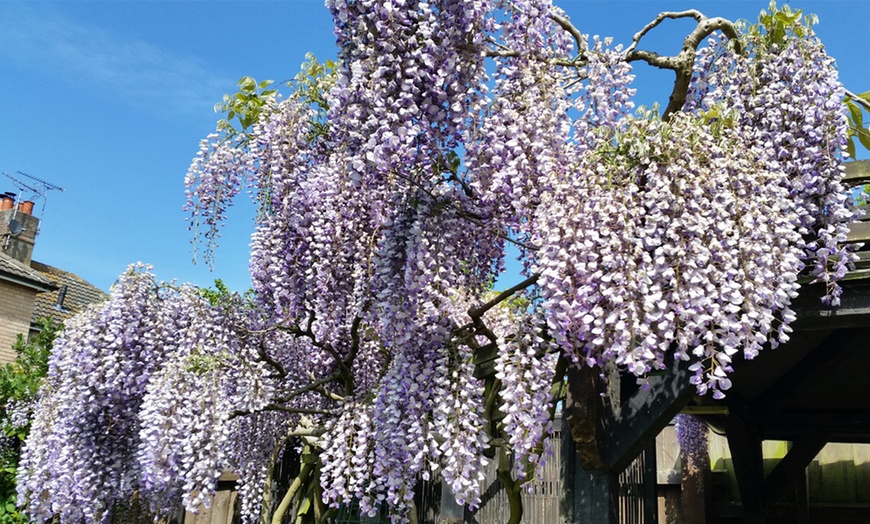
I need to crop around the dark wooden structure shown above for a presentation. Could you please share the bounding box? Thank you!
[562,160,870,523]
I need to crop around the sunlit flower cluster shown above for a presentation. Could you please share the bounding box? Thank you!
[491,305,558,479]
[686,27,855,305]
[19,266,170,522]
[18,267,293,523]
[184,133,255,266]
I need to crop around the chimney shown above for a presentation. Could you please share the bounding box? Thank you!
[54,284,69,311]
[0,200,39,266]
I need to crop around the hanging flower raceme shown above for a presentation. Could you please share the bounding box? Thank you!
[675,414,709,474]
[490,304,559,480]
[18,267,287,523]
[535,113,803,397]
[686,22,856,306]
[184,133,256,267]
[466,0,577,261]
[18,265,172,522]
[137,293,278,517]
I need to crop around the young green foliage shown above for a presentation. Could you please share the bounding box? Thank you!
[215,76,279,138]
[0,318,60,524]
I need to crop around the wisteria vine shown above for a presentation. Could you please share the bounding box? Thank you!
[18,2,858,523]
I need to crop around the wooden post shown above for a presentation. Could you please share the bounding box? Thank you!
[643,443,659,524]
[562,358,692,523]
[724,414,766,523]
[572,467,620,524]
[563,364,617,524]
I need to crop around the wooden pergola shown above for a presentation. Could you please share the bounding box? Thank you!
[561,160,870,524]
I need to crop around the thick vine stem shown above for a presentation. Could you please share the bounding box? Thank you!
[494,7,743,121]
[625,11,742,119]
[468,274,540,320]
[496,447,524,524]
[464,274,540,344]
[270,461,314,524]
[549,10,585,53]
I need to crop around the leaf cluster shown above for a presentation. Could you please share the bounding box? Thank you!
[750,1,817,46]
[212,54,336,145]
[0,320,58,423]
[215,76,279,138]
[846,92,870,159]
[293,53,337,142]
[200,278,232,307]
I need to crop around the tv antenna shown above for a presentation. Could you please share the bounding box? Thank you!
[2,171,65,234]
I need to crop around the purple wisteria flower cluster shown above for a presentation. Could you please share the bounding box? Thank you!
[491,304,558,480]
[19,1,859,523]
[184,133,255,267]
[685,26,856,306]
[17,267,310,523]
[674,414,709,473]
[535,114,804,396]
[19,265,171,522]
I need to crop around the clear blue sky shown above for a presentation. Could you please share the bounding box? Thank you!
[0,1,867,293]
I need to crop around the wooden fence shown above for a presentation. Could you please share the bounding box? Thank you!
[182,421,659,524]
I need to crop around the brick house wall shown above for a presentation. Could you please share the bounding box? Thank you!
[0,206,57,362]
[0,278,36,362]
[0,205,107,362]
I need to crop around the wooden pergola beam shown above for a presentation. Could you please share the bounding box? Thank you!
[604,360,695,472]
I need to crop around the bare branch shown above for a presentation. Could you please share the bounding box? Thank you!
[231,405,335,418]
[625,11,741,120]
[256,339,288,379]
[625,10,704,54]
[485,48,585,69]
[468,274,540,321]
[276,372,343,404]
[307,371,345,402]
[228,372,343,421]
[260,405,335,416]
[283,427,326,438]
[486,48,520,59]
[549,10,585,52]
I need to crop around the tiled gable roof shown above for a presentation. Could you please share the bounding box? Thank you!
[0,252,55,291]
[30,261,108,324]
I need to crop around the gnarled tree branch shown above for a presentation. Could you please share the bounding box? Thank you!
[625,11,742,119]
[549,10,585,53]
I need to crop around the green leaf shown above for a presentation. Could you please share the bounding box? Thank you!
[847,137,857,159]
[774,11,795,26]
[239,76,257,93]
[859,91,870,104]
[258,79,274,89]
[847,100,864,129]
[858,127,870,152]
[297,496,311,516]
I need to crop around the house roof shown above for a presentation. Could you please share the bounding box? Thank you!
[30,260,108,324]
[0,252,56,292]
